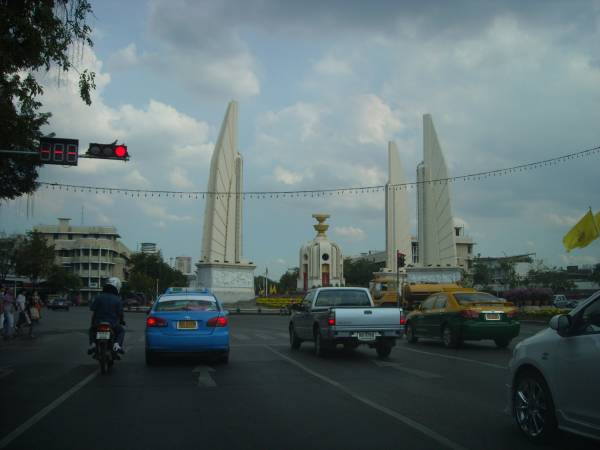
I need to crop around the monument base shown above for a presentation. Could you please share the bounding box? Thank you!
[195,262,256,304]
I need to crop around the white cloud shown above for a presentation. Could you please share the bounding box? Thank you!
[545,213,579,228]
[108,43,141,69]
[354,95,403,145]
[274,166,303,185]
[139,203,194,223]
[333,226,367,241]
[314,55,353,76]
[169,167,195,189]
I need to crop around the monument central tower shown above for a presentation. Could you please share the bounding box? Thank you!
[196,101,255,303]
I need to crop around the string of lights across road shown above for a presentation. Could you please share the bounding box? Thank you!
[39,144,600,199]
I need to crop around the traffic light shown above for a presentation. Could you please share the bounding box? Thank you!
[397,251,406,268]
[86,142,129,161]
[38,137,79,166]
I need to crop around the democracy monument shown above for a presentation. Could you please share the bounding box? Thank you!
[196,101,255,303]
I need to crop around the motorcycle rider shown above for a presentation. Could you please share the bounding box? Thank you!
[87,277,126,355]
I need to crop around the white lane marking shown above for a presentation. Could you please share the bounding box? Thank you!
[192,366,216,388]
[253,333,272,340]
[397,346,506,370]
[266,346,468,450]
[373,360,442,379]
[0,370,99,449]
[233,333,250,341]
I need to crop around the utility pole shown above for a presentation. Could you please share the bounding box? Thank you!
[265,267,269,298]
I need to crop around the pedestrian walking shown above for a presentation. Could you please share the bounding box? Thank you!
[30,290,41,322]
[0,288,5,335]
[2,287,16,340]
[15,290,33,338]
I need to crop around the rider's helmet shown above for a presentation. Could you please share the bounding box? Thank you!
[103,277,122,295]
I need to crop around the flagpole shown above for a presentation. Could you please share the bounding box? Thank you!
[590,207,600,234]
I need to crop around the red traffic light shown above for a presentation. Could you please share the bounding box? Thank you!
[114,145,127,158]
[86,142,129,161]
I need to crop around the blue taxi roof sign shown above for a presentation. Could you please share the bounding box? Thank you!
[165,287,212,295]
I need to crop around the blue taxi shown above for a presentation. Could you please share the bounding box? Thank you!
[145,287,230,365]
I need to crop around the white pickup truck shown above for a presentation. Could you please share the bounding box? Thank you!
[289,287,405,358]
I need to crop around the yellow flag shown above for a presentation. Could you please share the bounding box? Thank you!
[562,210,599,252]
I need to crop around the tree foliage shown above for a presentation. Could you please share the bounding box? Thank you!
[0,0,95,199]
[343,258,384,287]
[472,261,491,287]
[0,234,20,283]
[14,231,55,285]
[523,260,576,292]
[46,264,82,293]
[125,252,188,300]
[278,268,298,294]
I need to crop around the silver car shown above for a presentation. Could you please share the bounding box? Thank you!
[506,290,600,443]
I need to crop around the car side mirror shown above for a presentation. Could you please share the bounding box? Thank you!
[549,314,571,336]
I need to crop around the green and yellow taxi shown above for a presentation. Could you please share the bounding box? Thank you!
[405,288,520,348]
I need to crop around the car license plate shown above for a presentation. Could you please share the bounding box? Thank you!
[485,313,501,321]
[177,320,198,329]
[358,332,376,341]
[96,331,111,340]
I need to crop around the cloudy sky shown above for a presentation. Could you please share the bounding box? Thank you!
[2,0,600,278]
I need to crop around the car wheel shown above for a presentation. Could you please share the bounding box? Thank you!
[145,350,158,366]
[513,371,557,443]
[495,338,511,349]
[406,322,418,344]
[442,324,460,348]
[376,342,392,359]
[289,324,302,350]
[314,330,326,357]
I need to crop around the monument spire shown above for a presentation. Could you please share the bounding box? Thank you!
[385,141,412,271]
[197,101,255,303]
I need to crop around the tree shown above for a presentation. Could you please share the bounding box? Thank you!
[499,260,520,289]
[0,234,20,283]
[46,264,82,293]
[1,1,96,199]
[14,231,55,285]
[279,268,299,294]
[126,252,188,300]
[343,258,384,287]
[472,262,491,287]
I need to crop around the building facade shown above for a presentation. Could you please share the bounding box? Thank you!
[297,214,344,291]
[175,256,193,275]
[351,227,475,273]
[140,242,158,254]
[34,218,131,302]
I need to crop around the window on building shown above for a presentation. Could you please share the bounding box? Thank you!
[101,263,107,270]
[92,249,99,256]
[53,234,59,240]
[68,234,73,240]
[91,263,99,270]
[468,245,473,254]
[82,249,90,256]
[81,263,89,270]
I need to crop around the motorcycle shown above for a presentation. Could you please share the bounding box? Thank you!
[93,322,118,374]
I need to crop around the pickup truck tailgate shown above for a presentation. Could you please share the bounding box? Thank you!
[334,308,401,329]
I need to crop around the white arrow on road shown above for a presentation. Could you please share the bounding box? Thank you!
[373,360,442,379]
[192,366,217,388]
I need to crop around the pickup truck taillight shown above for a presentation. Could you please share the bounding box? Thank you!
[400,313,407,325]
[328,312,335,326]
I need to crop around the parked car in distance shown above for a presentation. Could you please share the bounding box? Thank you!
[123,297,140,310]
[48,298,70,311]
[507,290,600,443]
[405,289,520,348]
[289,287,405,358]
[145,287,229,365]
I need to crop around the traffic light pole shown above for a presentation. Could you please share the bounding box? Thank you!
[396,263,400,309]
